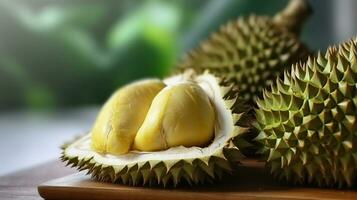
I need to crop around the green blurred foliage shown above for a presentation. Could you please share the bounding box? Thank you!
[0,0,302,110]
[0,0,188,110]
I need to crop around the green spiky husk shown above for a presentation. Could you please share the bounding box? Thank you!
[176,15,310,105]
[255,38,357,188]
[61,73,249,187]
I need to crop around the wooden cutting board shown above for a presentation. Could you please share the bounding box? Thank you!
[38,159,357,200]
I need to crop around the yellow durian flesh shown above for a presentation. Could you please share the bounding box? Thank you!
[91,79,166,155]
[133,82,215,151]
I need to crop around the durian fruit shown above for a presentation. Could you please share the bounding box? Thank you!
[91,79,166,155]
[133,82,216,151]
[177,0,311,105]
[61,70,249,186]
[255,38,357,188]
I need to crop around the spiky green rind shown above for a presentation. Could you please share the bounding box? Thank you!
[177,15,310,104]
[61,75,249,187]
[61,148,237,187]
[255,38,357,188]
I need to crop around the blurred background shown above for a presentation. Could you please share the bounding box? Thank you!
[0,0,356,175]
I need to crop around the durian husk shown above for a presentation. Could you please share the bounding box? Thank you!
[176,0,311,105]
[255,38,357,188]
[61,71,250,186]
[176,0,312,158]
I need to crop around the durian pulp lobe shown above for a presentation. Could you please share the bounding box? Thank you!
[91,79,166,155]
[133,82,216,151]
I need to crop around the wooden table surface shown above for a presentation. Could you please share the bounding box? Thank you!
[3,159,357,200]
[0,160,76,200]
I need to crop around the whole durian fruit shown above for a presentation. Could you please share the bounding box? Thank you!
[62,70,249,186]
[177,0,311,105]
[255,38,357,188]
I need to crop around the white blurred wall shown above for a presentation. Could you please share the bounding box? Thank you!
[0,107,97,175]
[333,0,357,44]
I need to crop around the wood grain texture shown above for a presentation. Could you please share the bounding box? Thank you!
[0,160,76,200]
[38,160,357,200]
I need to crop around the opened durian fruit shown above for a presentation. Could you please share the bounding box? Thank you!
[62,70,249,186]
[255,38,357,188]
[177,0,311,105]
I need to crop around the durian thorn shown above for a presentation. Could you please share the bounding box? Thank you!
[273,0,312,35]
